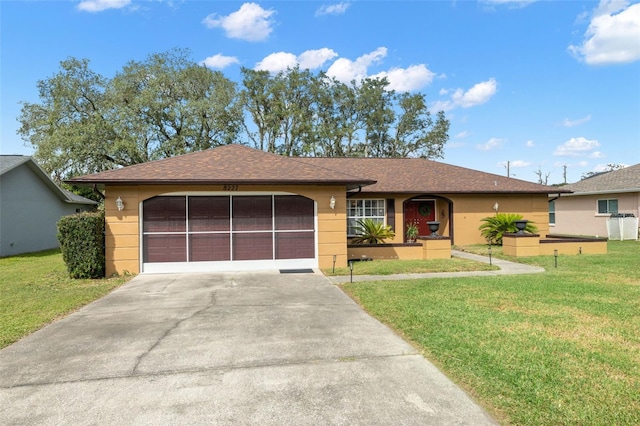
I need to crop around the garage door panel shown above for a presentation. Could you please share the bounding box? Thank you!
[189,197,230,232]
[233,233,273,261]
[232,196,272,231]
[143,235,186,263]
[274,195,314,230]
[142,195,316,272]
[143,196,186,233]
[189,234,230,262]
[275,231,314,259]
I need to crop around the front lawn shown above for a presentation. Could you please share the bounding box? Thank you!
[340,240,640,425]
[323,257,499,276]
[0,249,132,349]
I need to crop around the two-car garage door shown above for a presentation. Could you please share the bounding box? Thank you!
[141,194,316,273]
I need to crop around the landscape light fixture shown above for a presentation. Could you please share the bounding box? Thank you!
[116,197,124,211]
[330,196,336,210]
[554,249,558,268]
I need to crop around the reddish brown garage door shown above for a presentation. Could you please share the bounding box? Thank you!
[141,195,316,273]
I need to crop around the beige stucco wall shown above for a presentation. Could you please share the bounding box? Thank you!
[347,194,451,244]
[349,192,549,246]
[447,193,550,245]
[105,186,552,275]
[104,184,347,276]
[552,192,640,237]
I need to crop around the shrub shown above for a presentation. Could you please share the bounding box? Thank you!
[57,211,105,278]
[351,218,396,244]
[479,213,538,245]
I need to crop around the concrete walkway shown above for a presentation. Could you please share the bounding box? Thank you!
[0,271,497,425]
[329,250,545,283]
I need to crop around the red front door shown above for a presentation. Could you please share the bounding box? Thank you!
[404,200,436,239]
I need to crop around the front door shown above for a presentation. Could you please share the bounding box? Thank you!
[404,199,436,239]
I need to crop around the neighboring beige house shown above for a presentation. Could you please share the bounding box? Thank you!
[68,144,561,276]
[550,164,640,239]
[1,155,97,257]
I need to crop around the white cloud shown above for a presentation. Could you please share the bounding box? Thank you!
[77,0,130,12]
[202,2,275,42]
[510,160,532,167]
[455,130,469,138]
[568,0,640,65]
[255,48,338,73]
[255,52,298,73]
[526,140,535,147]
[298,48,339,69]
[589,150,606,158]
[454,78,498,107]
[199,54,240,69]
[553,136,601,157]
[254,46,435,91]
[476,137,504,151]
[434,78,498,111]
[316,2,351,16]
[326,47,387,83]
[371,64,436,92]
[562,114,592,127]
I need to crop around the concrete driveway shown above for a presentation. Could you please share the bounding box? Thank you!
[0,271,497,425]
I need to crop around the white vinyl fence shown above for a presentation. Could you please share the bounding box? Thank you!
[606,215,639,241]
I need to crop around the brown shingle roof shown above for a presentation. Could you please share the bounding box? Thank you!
[298,157,562,194]
[67,144,375,189]
[68,144,564,194]
[559,163,640,194]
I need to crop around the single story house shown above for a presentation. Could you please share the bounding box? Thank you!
[68,144,563,275]
[1,155,97,257]
[550,163,639,239]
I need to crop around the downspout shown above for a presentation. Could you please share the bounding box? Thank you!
[92,184,105,200]
[346,186,362,198]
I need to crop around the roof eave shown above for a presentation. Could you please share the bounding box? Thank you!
[559,188,640,196]
[66,178,377,188]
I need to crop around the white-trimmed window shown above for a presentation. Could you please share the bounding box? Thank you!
[549,200,555,225]
[347,199,385,236]
[597,199,618,215]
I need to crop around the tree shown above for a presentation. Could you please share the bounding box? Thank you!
[535,167,550,185]
[20,49,450,182]
[479,213,538,245]
[18,49,243,181]
[240,69,450,159]
[350,219,396,244]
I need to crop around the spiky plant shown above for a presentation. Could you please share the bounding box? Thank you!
[351,219,396,244]
[479,213,538,245]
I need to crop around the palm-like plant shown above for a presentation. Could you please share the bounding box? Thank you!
[351,218,396,244]
[479,213,538,245]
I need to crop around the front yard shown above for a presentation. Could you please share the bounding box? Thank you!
[0,249,132,349]
[340,240,640,425]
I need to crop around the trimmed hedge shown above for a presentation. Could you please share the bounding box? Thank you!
[57,212,105,278]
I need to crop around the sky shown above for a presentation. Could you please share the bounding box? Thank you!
[1,0,639,184]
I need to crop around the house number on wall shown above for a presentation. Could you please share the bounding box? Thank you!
[223,184,239,191]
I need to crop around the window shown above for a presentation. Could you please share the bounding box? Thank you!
[597,199,618,214]
[548,200,555,225]
[347,199,385,236]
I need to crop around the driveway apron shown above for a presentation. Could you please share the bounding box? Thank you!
[0,271,497,425]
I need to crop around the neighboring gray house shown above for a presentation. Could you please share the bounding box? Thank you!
[0,156,97,257]
[550,164,640,239]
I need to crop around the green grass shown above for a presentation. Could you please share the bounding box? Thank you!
[0,249,132,349]
[340,240,640,425]
[323,257,499,276]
